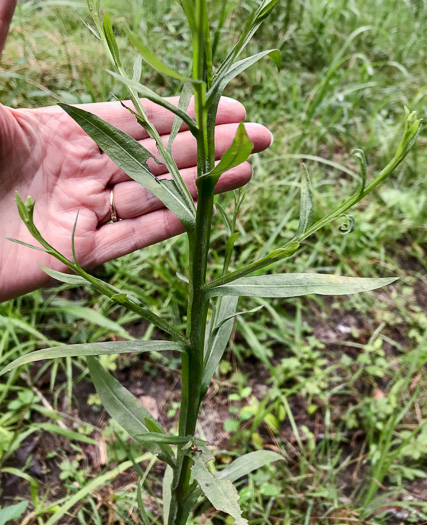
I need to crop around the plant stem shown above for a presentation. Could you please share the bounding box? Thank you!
[167,1,218,521]
[168,1,214,522]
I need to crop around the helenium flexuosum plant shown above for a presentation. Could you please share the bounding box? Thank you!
[2,0,422,523]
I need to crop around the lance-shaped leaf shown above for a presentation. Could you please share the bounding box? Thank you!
[202,303,263,394]
[206,274,398,299]
[162,465,173,524]
[215,450,284,482]
[87,357,174,463]
[207,49,281,108]
[127,31,186,81]
[59,104,195,230]
[135,433,198,445]
[198,123,253,188]
[202,296,239,394]
[103,11,121,67]
[0,341,187,376]
[206,49,280,141]
[295,164,313,239]
[167,81,193,153]
[192,455,248,525]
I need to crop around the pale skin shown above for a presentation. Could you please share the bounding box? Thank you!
[0,1,273,302]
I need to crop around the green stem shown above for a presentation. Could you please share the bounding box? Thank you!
[168,2,214,522]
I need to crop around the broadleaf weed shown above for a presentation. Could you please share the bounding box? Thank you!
[2,0,422,523]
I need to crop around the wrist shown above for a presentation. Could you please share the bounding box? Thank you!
[0,0,17,56]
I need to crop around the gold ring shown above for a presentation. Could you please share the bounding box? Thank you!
[110,189,119,222]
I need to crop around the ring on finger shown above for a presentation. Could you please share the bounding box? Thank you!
[110,189,119,222]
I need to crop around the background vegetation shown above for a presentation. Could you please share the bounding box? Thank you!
[0,0,426,523]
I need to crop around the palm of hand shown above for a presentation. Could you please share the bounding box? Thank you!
[0,98,271,300]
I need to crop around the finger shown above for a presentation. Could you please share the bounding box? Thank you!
[93,208,185,266]
[75,96,246,141]
[102,162,252,222]
[108,122,273,183]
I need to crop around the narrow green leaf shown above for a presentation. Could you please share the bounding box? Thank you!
[71,210,80,267]
[352,149,367,196]
[207,49,280,141]
[192,455,248,524]
[223,232,240,274]
[206,274,398,299]
[202,296,239,393]
[59,104,195,229]
[106,71,199,138]
[208,49,281,107]
[135,433,195,445]
[7,238,47,252]
[118,100,153,137]
[0,341,187,376]
[257,0,280,21]
[180,0,196,30]
[137,481,151,525]
[216,202,233,236]
[162,465,173,524]
[295,164,313,238]
[215,450,284,482]
[202,304,263,393]
[167,81,193,153]
[82,19,101,40]
[198,122,253,187]
[132,54,142,82]
[127,31,186,81]
[39,265,87,285]
[87,357,174,461]
[103,10,121,67]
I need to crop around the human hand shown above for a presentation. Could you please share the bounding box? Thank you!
[0,97,273,301]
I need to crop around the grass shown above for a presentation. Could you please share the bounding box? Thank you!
[1,0,426,523]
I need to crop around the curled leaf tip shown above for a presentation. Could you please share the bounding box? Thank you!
[338,214,356,235]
